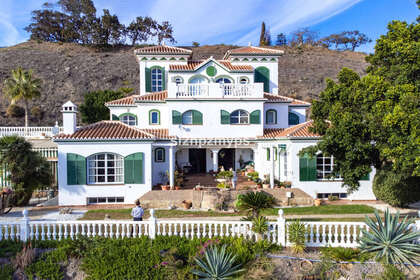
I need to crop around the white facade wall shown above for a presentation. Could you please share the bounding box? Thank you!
[110,103,168,129]
[168,100,264,138]
[254,140,376,200]
[57,141,153,206]
[263,103,290,129]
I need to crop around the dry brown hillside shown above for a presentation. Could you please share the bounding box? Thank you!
[0,41,368,126]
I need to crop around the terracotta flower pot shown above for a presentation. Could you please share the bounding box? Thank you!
[314,199,322,206]
[175,186,181,190]
[161,185,170,191]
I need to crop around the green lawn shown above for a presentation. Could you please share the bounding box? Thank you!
[80,204,377,220]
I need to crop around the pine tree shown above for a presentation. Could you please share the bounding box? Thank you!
[259,22,266,46]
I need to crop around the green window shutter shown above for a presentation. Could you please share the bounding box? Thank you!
[266,148,270,161]
[250,110,261,124]
[274,147,278,160]
[299,154,317,181]
[145,67,151,92]
[221,110,230,124]
[172,110,181,124]
[112,114,119,121]
[124,153,144,184]
[361,173,370,181]
[254,66,270,92]
[161,67,166,90]
[192,110,203,125]
[67,153,86,185]
[288,112,299,125]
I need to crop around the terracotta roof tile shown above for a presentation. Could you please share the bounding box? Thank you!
[142,128,173,139]
[134,90,168,102]
[224,46,284,59]
[105,95,138,106]
[54,121,157,140]
[264,93,310,105]
[106,91,168,106]
[135,45,191,55]
[169,60,253,72]
[259,121,320,139]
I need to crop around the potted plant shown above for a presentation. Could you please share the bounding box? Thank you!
[174,170,183,190]
[284,181,292,188]
[256,182,263,189]
[159,171,170,190]
[216,170,233,183]
[217,182,230,191]
[262,175,270,189]
[182,200,192,209]
[195,184,202,191]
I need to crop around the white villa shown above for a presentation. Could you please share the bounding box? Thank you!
[54,45,375,206]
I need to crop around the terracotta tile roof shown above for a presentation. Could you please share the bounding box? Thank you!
[224,46,284,59]
[134,90,168,102]
[55,121,173,141]
[259,121,320,139]
[142,128,173,139]
[106,91,168,106]
[105,95,138,106]
[169,60,253,72]
[134,45,191,55]
[264,93,310,106]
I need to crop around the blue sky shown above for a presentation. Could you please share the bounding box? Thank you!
[0,0,418,53]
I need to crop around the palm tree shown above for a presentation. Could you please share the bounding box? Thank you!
[3,67,42,127]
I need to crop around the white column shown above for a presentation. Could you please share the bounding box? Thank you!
[270,146,275,188]
[169,145,175,189]
[211,149,219,172]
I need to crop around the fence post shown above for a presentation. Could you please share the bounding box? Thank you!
[20,209,30,242]
[148,209,157,239]
[277,209,286,247]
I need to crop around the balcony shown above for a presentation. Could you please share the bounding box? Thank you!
[167,83,264,99]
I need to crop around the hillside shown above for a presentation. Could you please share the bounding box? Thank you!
[0,41,368,126]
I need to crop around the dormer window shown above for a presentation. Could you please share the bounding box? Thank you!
[120,113,137,126]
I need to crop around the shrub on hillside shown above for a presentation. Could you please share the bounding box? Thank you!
[372,168,420,207]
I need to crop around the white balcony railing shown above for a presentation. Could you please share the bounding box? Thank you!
[168,83,264,99]
[0,126,63,138]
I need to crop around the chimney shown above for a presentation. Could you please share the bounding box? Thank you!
[61,101,77,134]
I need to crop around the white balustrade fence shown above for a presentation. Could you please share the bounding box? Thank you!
[2,209,419,248]
[32,147,58,159]
[169,83,264,99]
[0,126,63,138]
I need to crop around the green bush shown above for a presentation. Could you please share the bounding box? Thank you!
[372,168,420,207]
[0,264,13,280]
[25,248,66,280]
[320,247,371,262]
[0,240,23,257]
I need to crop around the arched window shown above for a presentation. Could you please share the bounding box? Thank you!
[189,75,208,84]
[216,77,232,84]
[239,77,249,84]
[175,77,183,85]
[266,109,277,124]
[155,148,165,162]
[149,110,160,125]
[120,113,137,126]
[230,110,249,124]
[316,154,337,180]
[182,110,203,125]
[254,66,270,92]
[151,67,163,92]
[288,112,299,125]
[88,153,124,184]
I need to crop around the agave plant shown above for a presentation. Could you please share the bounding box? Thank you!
[192,244,244,279]
[287,220,307,254]
[252,216,269,241]
[236,191,275,218]
[359,209,420,265]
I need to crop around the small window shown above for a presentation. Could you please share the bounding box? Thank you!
[230,110,249,124]
[151,68,163,92]
[288,112,299,125]
[120,114,136,126]
[240,77,249,84]
[175,77,182,85]
[149,110,160,125]
[316,154,340,180]
[116,197,124,203]
[87,153,124,184]
[216,77,232,84]
[266,110,277,124]
[155,148,165,162]
[182,111,193,125]
[87,196,125,204]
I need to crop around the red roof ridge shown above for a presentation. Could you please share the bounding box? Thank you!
[134,45,191,55]
[264,92,310,105]
[224,46,284,59]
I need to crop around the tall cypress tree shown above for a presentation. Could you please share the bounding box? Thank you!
[259,22,266,46]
